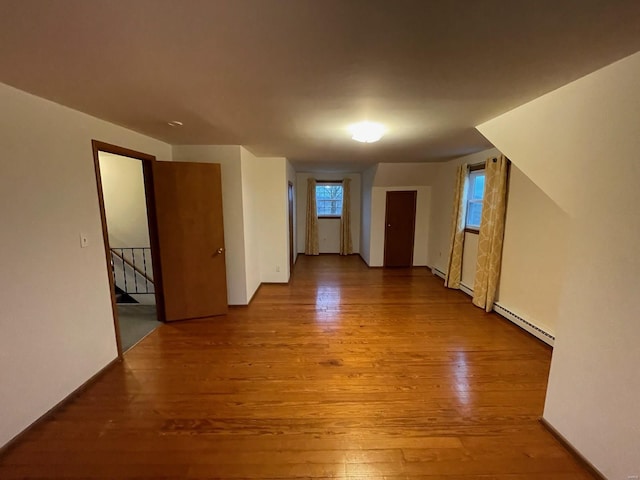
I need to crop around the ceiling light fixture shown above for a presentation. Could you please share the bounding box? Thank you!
[167,120,183,127]
[349,121,385,143]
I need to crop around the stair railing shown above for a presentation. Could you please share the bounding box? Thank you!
[110,247,154,295]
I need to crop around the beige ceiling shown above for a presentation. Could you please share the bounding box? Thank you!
[1,1,639,170]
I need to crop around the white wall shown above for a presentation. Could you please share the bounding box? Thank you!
[359,165,377,264]
[0,82,172,449]
[241,148,289,289]
[368,186,432,267]
[256,157,289,283]
[172,145,248,305]
[98,152,150,248]
[373,162,439,187]
[239,148,262,301]
[498,166,569,336]
[460,232,478,287]
[286,161,298,267]
[296,172,361,254]
[477,52,640,479]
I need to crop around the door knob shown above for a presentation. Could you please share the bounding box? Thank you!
[217,247,224,254]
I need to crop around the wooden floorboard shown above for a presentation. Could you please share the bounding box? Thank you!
[0,255,594,479]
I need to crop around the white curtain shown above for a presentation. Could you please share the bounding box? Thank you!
[305,178,319,255]
[445,164,468,289]
[472,155,509,311]
[340,178,353,255]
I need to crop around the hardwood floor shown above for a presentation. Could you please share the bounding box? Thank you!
[0,255,594,479]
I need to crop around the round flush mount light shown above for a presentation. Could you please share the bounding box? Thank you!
[167,120,183,127]
[349,121,385,143]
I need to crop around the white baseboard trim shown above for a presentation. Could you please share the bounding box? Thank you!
[459,282,474,297]
[432,267,446,279]
[493,303,555,346]
[431,267,554,346]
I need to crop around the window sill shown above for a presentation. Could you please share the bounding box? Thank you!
[318,216,342,219]
[464,227,480,234]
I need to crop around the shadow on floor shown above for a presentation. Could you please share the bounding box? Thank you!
[117,304,159,352]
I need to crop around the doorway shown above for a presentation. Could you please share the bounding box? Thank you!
[288,181,295,271]
[93,141,229,356]
[383,190,417,267]
[92,142,162,355]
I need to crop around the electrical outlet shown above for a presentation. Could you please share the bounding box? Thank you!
[80,233,89,248]
[276,265,280,272]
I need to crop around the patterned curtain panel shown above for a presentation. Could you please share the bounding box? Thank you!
[305,178,319,255]
[472,155,509,312]
[340,178,353,255]
[445,164,468,289]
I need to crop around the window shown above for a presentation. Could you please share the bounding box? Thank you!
[466,168,485,231]
[316,182,343,217]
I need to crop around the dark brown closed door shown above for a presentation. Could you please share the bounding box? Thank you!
[383,191,417,267]
[152,161,228,321]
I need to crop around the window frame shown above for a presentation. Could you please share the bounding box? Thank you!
[315,180,344,219]
[464,165,485,234]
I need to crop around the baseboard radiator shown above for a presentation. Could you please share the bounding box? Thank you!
[432,267,555,346]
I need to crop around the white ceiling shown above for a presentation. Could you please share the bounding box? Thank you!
[1,0,639,171]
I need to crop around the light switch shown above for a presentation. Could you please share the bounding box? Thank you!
[80,233,89,248]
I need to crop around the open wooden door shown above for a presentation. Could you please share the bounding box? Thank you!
[152,161,228,321]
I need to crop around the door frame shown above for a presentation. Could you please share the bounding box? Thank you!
[288,181,295,272]
[91,140,166,358]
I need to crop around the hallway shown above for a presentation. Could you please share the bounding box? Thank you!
[0,255,592,479]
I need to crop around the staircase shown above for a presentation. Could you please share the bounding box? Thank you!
[110,247,155,305]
